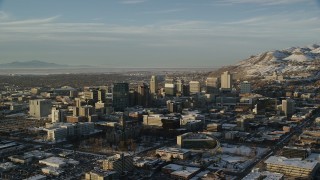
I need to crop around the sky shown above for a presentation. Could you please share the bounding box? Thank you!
[0,0,319,68]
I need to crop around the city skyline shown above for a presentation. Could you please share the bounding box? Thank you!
[0,0,319,67]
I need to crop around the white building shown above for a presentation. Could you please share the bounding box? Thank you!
[29,99,52,119]
[46,122,94,141]
[221,71,233,90]
[51,107,67,123]
[47,128,68,142]
[143,114,164,127]
[206,77,219,93]
[282,99,295,117]
[150,75,158,94]
[189,81,200,94]
[265,156,319,178]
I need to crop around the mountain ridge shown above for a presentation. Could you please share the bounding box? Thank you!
[210,44,320,79]
[0,60,91,69]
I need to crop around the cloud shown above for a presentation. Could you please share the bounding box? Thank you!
[217,0,310,5]
[0,11,8,20]
[0,12,319,47]
[120,0,147,4]
[0,15,59,25]
[142,8,186,14]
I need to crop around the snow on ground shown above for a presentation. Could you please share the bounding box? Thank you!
[284,54,312,62]
[311,48,320,54]
[220,154,246,163]
[222,144,252,156]
[234,44,320,77]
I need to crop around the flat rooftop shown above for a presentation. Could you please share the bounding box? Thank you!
[265,156,318,170]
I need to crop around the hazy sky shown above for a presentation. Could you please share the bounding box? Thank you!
[0,0,319,68]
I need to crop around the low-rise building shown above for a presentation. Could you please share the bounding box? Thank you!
[39,156,79,168]
[156,147,191,160]
[23,175,47,180]
[162,164,200,180]
[85,169,119,180]
[177,132,219,150]
[103,154,134,173]
[265,156,319,178]
[243,170,284,180]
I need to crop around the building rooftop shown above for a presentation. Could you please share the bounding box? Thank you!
[23,175,47,180]
[162,164,183,171]
[265,156,318,170]
[157,147,190,154]
[39,157,67,167]
[0,162,16,171]
[171,167,200,178]
[242,171,284,180]
[90,169,118,177]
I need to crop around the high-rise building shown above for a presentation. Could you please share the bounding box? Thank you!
[282,99,295,117]
[51,107,67,123]
[129,89,138,107]
[165,78,176,96]
[79,105,95,118]
[189,81,201,94]
[150,75,158,94]
[176,79,184,93]
[240,81,252,94]
[75,98,84,108]
[29,99,52,119]
[137,83,150,107]
[206,77,219,93]
[103,154,134,173]
[113,83,129,111]
[182,84,190,96]
[84,89,98,103]
[97,89,106,103]
[221,71,233,90]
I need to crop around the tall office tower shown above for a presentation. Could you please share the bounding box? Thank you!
[51,106,67,123]
[98,89,106,103]
[206,77,219,93]
[150,75,158,95]
[29,99,52,119]
[282,99,295,117]
[75,98,84,108]
[137,83,150,107]
[84,89,98,103]
[240,81,252,94]
[129,90,138,107]
[176,79,184,93]
[165,77,176,96]
[182,84,190,96]
[221,71,233,90]
[79,105,95,118]
[113,83,129,111]
[189,81,201,94]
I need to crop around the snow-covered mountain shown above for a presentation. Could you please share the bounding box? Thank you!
[232,44,320,78]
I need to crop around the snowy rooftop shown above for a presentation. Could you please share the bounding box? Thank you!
[171,167,200,178]
[157,147,190,154]
[305,153,320,162]
[242,171,284,180]
[162,164,183,171]
[39,157,67,167]
[265,156,318,170]
[0,162,16,170]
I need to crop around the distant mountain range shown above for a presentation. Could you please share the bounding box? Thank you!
[0,60,90,69]
[211,44,320,79]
